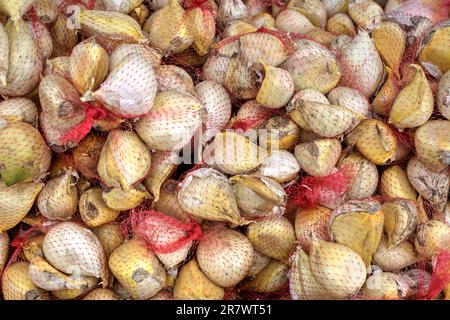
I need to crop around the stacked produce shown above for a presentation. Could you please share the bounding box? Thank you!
[0,0,449,300]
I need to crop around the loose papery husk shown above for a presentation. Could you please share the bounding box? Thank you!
[51,14,78,57]
[407,156,449,213]
[231,174,287,218]
[382,199,418,248]
[70,38,109,100]
[329,200,384,266]
[144,151,178,203]
[372,66,400,116]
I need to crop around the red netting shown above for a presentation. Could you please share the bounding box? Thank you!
[285,166,355,210]
[60,104,107,144]
[121,210,203,254]
[426,250,450,299]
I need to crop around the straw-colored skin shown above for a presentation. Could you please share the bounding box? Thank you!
[0,181,43,232]
[2,262,48,300]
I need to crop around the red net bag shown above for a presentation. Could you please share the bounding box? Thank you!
[122,210,203,270]
[285,166,354,210]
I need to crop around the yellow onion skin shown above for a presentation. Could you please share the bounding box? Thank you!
[52,277,98,300]
[414,120,450,172]
[80,188,121,228]
[109,238,166,300]
[322,0,349,16]
[177,167,245,225]
[0,22,7,85]
[203,131,267,175]
[0,98,38,126]
[309,240,367,299]
[78,9,146,49]
[239,31,292,71]
[70,38,109,99]
[414,220,450,260]
[0,180,43,232]
[144,150,178,203]
[83,288,119,300]
[185,6,216,56]
[143,0,193,54]
[326,13,356,37]
[51,15,79,57]
[418,21,450,74]
[97,129,151,191]
[287,0,327,29]
[93,222,124,259]
[0,121,51,186]
[102,184,149,211]
[0,19,43,97]
[174,259,225,300]
[373,236,418,272]
[289,246,330,300]
[0,0,35,25]
[388,64,433,129]
[1,262,49,300]
[240,259,289,293]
